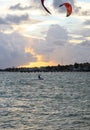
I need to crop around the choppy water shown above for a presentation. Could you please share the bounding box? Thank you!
[0,72,90,130]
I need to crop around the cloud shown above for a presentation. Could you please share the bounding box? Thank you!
[0,24,13,33]
[53,0,75,10]
[75,9,90,16]
[84,20,90,25]
[74,1,90,16]
[10,3,33,10]
[80,40,90,47]
[0,14,29,25]
[82,29,90,38]
[6,14,29,24]
[82,11,90,16]
[29,24,90,65]
[30,0,41,6]
[0,32,36,68]
[74,27,90,38]
[45,43,90,65]
[0,18,7,24]
[46,24,68,45]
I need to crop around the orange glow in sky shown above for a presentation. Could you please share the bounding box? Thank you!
[18,47,56,68]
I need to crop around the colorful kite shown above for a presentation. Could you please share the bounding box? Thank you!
[59,3,72,17]
[41,0,51,14]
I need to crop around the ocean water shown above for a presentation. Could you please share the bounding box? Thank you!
[0,72,90,130]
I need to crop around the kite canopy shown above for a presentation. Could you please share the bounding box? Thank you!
[59,2,72,17]
[41,0,51,14]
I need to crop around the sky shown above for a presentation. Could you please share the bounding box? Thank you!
[0,0,90,68]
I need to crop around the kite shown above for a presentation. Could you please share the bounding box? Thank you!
[59,3,72,17]
[41,0,51,14]
[41,1,72,17]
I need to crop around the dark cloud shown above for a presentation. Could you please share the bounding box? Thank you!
[82,30,90,38]
[53,0,75,9]
[78,28,90,38]
[82,11,90,16]
[80,40,90,46]
[46,24,68,45]
[0,14,29,25]
[48,43,90,65]
[6,14,29,24]
[0,32,36,69]
[0,18,7,24]
[10,3,33,10]
[0,24,12,32]
[84,20,90,25]
[74,6,81,14]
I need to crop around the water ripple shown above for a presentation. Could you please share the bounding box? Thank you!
[0,72,90,130]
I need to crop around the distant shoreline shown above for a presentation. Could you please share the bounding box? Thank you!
[0,63,90,72]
